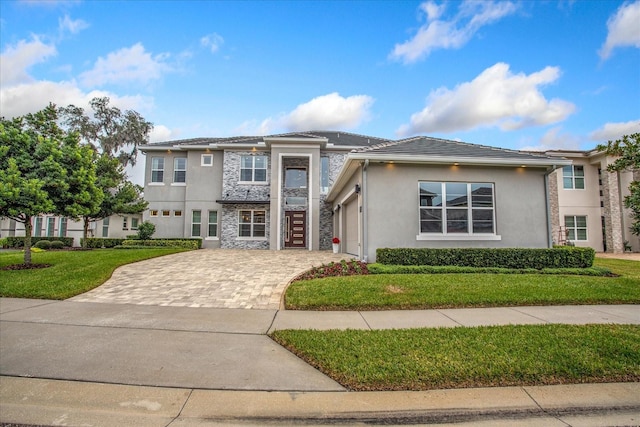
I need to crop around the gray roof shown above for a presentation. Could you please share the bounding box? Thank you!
[144,131,392,148]
[354,136,556,162]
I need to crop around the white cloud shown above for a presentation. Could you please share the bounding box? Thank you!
[390,0,518,64]
[599,1,640,60]
[200,33,224,53]
[79,43,173,87]
[0,36,57,85]
[237,93,375,135]
[397,62,576,136]
[58,14,89,35]
[520,126,580,151]
[149,124,180,143]
[589,119,640,141]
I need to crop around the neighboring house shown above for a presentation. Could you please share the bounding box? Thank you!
[0,214,143,245]
[139,131,574,262]
[546,149,640,253]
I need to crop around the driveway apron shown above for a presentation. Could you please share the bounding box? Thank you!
[70,249,350,309]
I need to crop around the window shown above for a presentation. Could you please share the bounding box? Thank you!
[174,158,187,183]
[201,154,213,166]
[102,217,110,238]
[565,216,587,241]
[59,217,68,237]
[151,157,164,183]
[208,211,218,237]
[240,155,267,182]
[47,217,55,237]
[174,210,182,217]
[191,210,201,237]
[285,197,307,206]
[150,210,159,217]
[122,217,128,230]
[162,210,171,217]
[238,210,266,238]
[419,182,495,235]
[33,217,43,237]
[285,167,307,188]
[321,157,330,193]
[562,165,585,189]
[131,218,139,230]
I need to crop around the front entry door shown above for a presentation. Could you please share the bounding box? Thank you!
[285,211,306,248]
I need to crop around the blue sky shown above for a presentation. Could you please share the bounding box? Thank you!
[1,0,639,183]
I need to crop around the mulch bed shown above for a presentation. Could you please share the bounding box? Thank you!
[1,263,52,271]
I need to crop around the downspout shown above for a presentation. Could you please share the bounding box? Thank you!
[362,159,369,262]
[544,165,561,248]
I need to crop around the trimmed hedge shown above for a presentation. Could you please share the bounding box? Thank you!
[81,238,126,248]
[121,239,201,249]
[5,236,74,248]
[34,240,52,249]
[376,247,595,269]
[368,264,612,277]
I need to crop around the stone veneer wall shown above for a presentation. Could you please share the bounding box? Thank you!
[548,171,560,244]
[220,203,270,249]
[319,152,348,250]
[602,167,624,253]
[220,150,271,249]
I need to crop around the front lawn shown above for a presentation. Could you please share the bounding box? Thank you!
[272,324,640,391]
[0,248,188,299]
[285,258,640,310]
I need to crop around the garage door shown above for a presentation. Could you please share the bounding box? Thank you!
[344,199,359,256]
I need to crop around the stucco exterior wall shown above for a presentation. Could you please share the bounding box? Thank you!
[363,163,550,262]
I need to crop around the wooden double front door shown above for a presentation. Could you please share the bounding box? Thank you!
[284,211,306,248]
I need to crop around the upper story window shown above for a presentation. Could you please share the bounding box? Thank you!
[151,157,164,183]
[285,167,307,188]
[240,155,267,183]
[419,182,495,235]
[202,154,213,166]
[562,165,584,189]
[320,157,330,193]
[174,158,187,183]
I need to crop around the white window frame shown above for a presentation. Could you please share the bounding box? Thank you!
[239,155,268,184]
[102,217,110,238]
[191,210,202,237]
[207,210,219,239]
[174,210,183,217]
[150,210,159,217]
[131,218,139,230]
[320,157,330,194]
[565,215,588,241]
[173,157,187,183]
[59,217,68,237]
[562,165,585,190]
[284,167,307,189]
[417,182,501,241]
[33,216,43,237]
[238,210,266,239]
[162,210,171,217]
[201,154,213,166]
[46,217,56,237]
[151,157,165,184]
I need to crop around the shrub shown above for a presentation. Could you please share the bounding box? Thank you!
[367,264,613,277]
[34,240,52,249]
[292,260,369,282]
[49,240,65,249]
[5,237,74,248]
[376,247,595,269]
[121,239,200,249]
[136,221,156,240]
[81,238,125,248]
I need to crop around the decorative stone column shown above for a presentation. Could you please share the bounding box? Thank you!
[601,161,624,253]
[548,171,560,245]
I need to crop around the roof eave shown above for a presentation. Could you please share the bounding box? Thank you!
[347,153,572,167]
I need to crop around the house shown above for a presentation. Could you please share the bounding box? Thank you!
[545,149,639,253]
[138,131,575,262]
[0,213,143,245]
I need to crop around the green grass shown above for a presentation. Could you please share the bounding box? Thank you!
[272,324,640,391]
[285,258,640,310]
[0,248,188,299]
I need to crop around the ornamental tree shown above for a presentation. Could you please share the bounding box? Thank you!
[597,133,640,235]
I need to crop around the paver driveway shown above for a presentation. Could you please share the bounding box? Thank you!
[71,249,351,309]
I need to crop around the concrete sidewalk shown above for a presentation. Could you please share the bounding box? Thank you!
[1,298,639,425]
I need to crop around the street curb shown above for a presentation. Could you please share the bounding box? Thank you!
[1,377,639,426]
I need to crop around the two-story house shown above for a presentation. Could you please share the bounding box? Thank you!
[139,131,576,262]
[546,149,639,253]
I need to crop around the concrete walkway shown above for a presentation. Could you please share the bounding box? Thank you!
[2,298,640,426]
[70,249,351,309]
